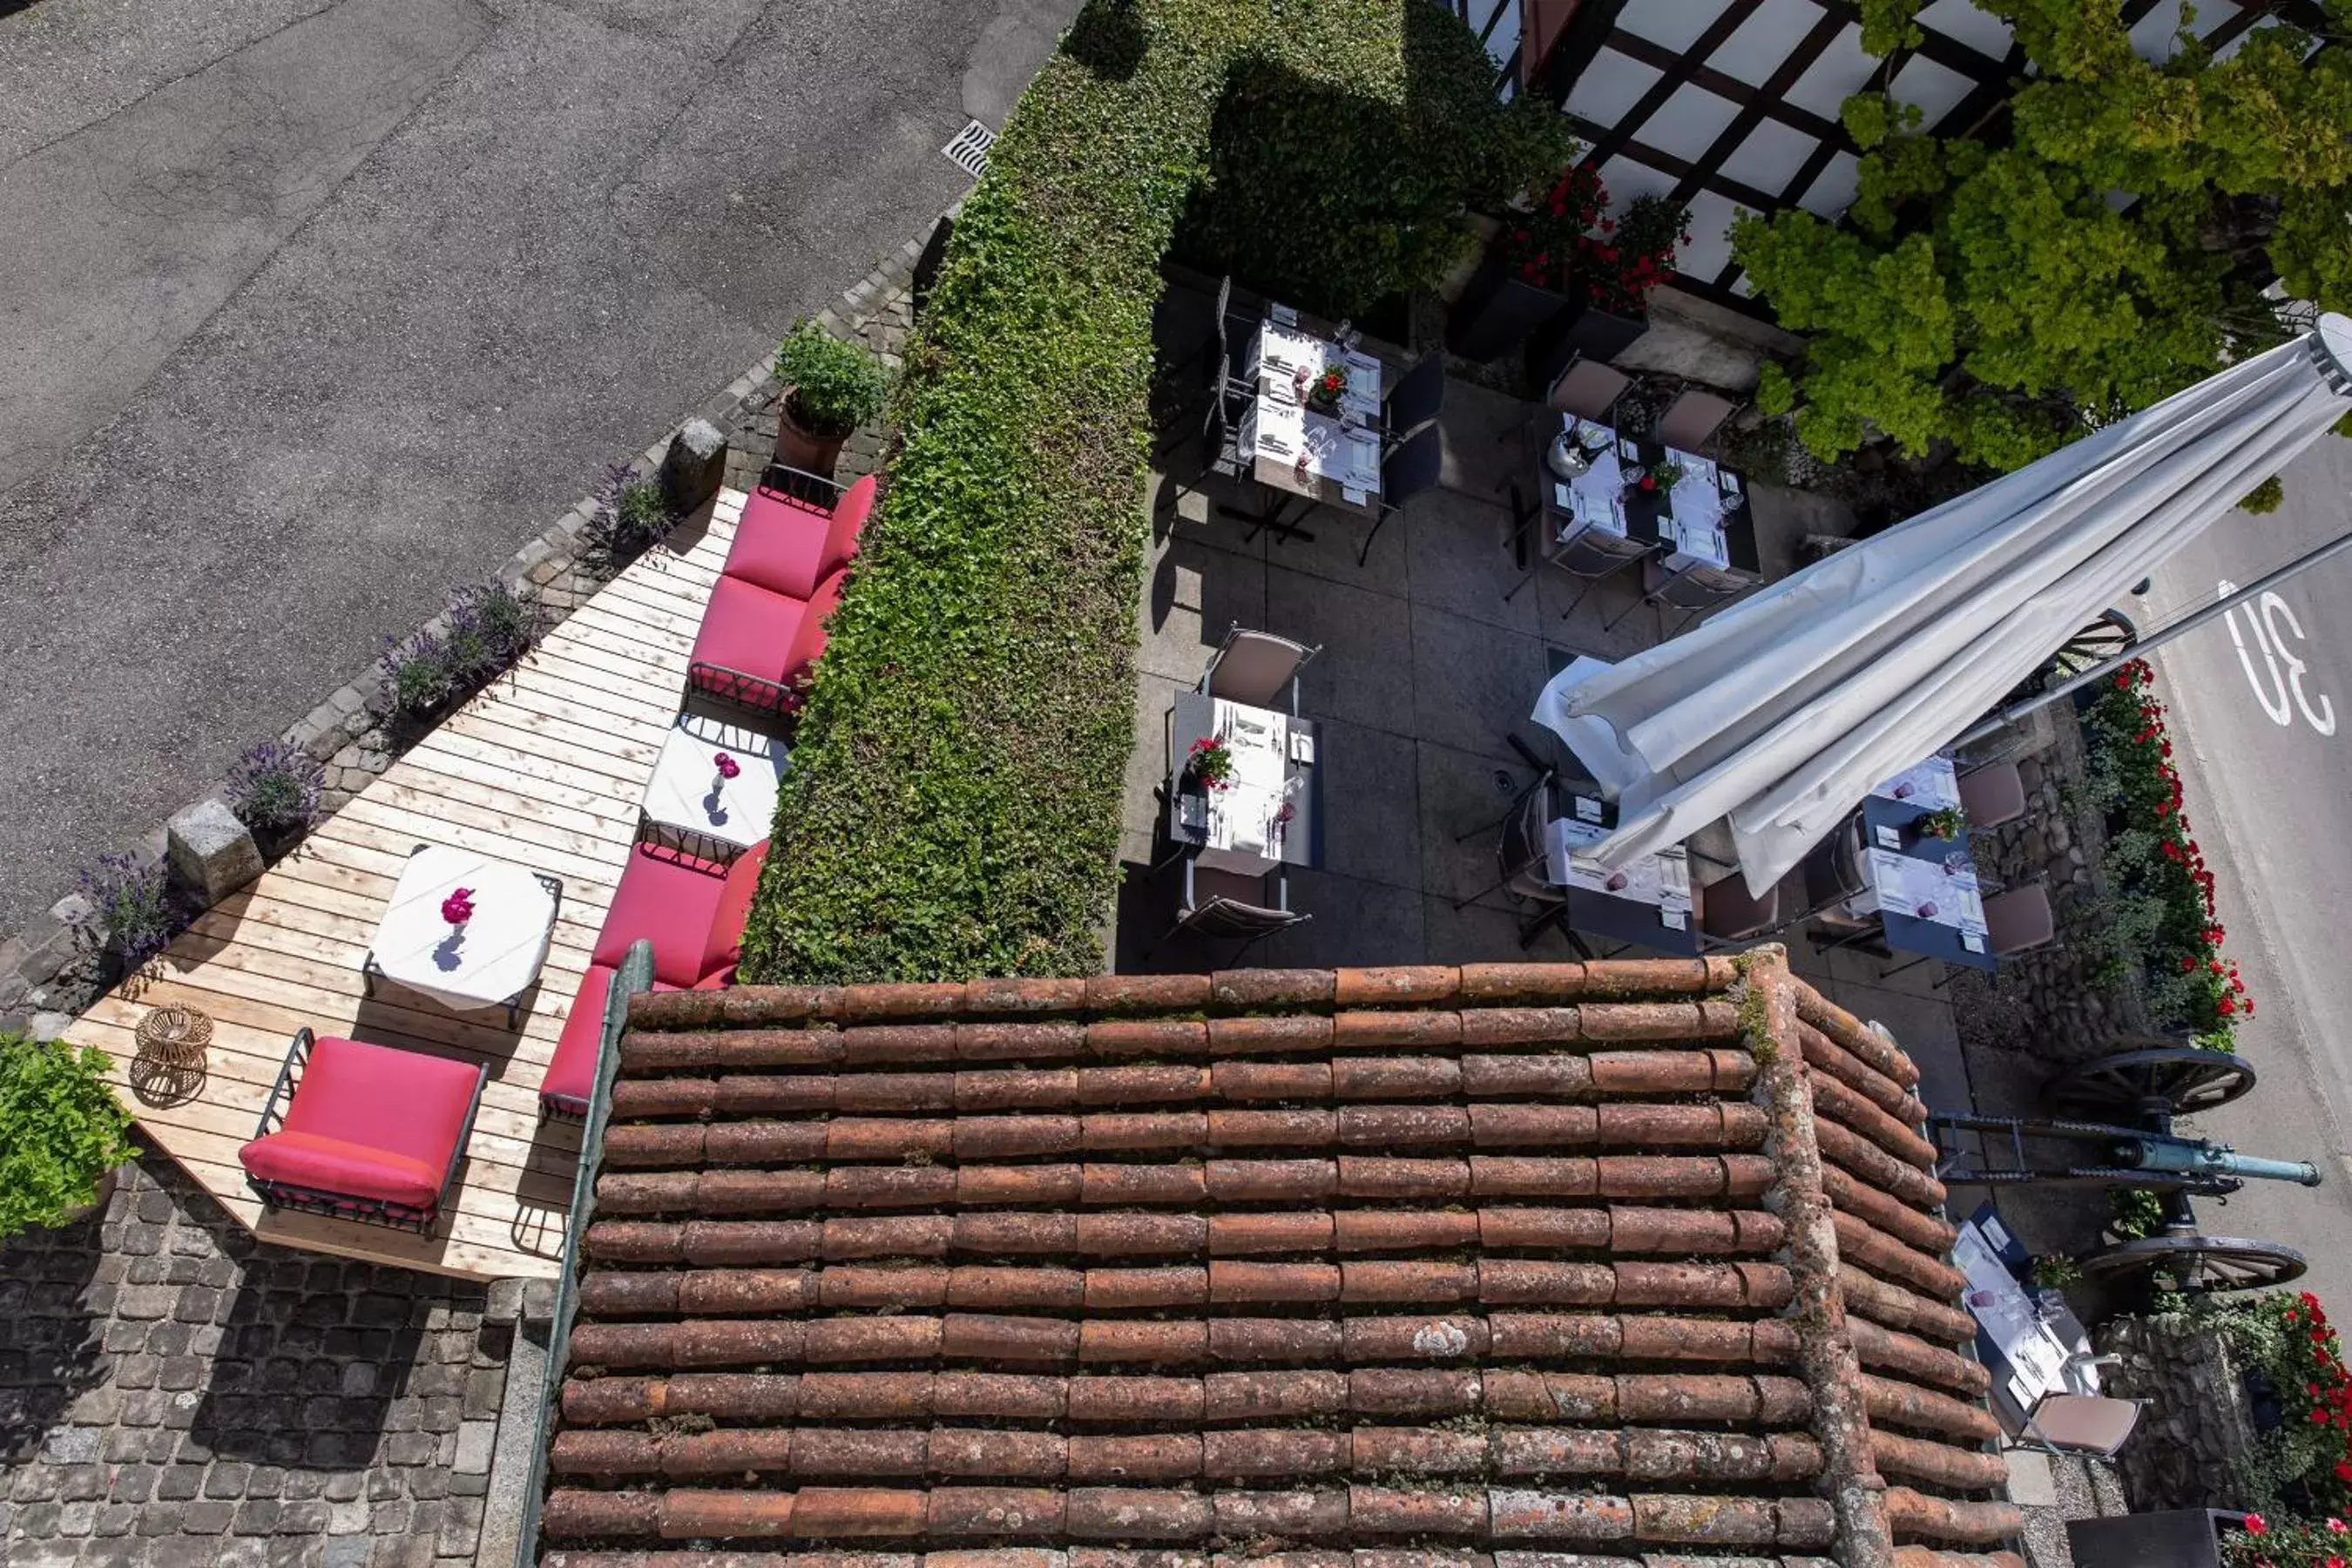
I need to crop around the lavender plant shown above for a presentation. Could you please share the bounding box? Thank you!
[225,740,323,835]
[75,853,180,970]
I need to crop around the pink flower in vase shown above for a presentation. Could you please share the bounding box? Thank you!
[713,752,741,781]
[441,887,476,926]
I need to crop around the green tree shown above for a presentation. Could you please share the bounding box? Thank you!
[1734,0,2352,472]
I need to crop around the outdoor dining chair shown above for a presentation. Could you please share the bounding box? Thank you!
[1654,387,1739,452]
[1696,867,1808,946]
[1162,860,1309,963]
[1958,760,2031,830]
[1353,423,1444,565]
[1547,356,1632,423]
[1382,355,1445,451]
[1153,274,1256,448]
[1201,622,1321,713]
[2017,1392,2146,1458]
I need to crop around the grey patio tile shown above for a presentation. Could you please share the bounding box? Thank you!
[1153,465,1273,564]
[1259,870,1426,967]
[1266,565,1416,738]
[1119,672,1191,862]
[1537,558,1680,662]
[1433,376,1537,504]
[1416,738,1542,914]
[1139,533,1267,685]
[1819,933,1950,998]
[1402,486,1542,638]
[1422,892,1581,965]
[1312,720,1423,893]
[1409,601,1550,764]
[1255,495,1411,597]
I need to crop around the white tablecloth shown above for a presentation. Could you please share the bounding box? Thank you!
[1851,847,1987,937]
[645,712,787,851]
[372,846,557,1011]
[1954,1220,2092,1418]
[1179,699,1302,865]
[1549,418,1632,543]
[1659,446,1732,571]
[1543,816,1693,930]
[1870,754,1962,810]
[1246,321,1384,502]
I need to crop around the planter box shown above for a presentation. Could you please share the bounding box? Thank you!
[2067,1510,2248,1568]
[1447,253,1571,362]
[1529,301,1650,386]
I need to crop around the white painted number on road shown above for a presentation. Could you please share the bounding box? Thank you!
[2219,578,2337,735]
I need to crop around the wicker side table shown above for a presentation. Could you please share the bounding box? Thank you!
[131,1005,211,1104]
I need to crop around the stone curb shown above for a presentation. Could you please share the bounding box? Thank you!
[0,218,940,1034]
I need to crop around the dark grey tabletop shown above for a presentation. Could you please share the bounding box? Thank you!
[1166,690,1324,871]
[1550,788,1702,957]
[1860,793,1997,971]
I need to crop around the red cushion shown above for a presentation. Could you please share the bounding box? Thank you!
[822,475,877,573]
[541,963,680,1114]
[692,576,814,688]
[724,486,834,600]
[594,844,733,988]
[699,841,771,982]
[237,1036,482,1208]
[784,567,848,678]
[240,1132,447,1210]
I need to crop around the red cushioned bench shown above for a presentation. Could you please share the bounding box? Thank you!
[686,567,847,720]
[538,835,770,1119]
[238,1031,486,1233]
[726,469,875,600]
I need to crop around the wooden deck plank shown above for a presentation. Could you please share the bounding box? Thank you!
[64,489,753,1282]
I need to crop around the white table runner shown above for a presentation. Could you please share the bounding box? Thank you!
[1242,402,1382,495]
[1869,754,1962,810]
[1254,322,1382,423]
[1543,816,1693,929]
[372,846,557,1011]
[1659,446,1732,571]
[1551,418,1631,541]
[1853,848,1986,935]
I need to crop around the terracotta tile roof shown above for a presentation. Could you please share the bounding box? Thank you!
[534,953,2022,1568]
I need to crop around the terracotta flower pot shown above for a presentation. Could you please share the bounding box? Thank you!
[773,384,850,478]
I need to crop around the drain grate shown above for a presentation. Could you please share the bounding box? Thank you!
[942,118,997,179]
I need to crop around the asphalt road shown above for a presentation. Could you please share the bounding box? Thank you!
[2134,431,2352,1308]
[0,0,1075,934]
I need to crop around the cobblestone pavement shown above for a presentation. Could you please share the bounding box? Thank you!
[1,1139,519,1568]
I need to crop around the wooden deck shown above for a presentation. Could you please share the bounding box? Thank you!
[64,490,750,1281]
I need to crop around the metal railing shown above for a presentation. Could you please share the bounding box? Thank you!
[510,936,653,1568]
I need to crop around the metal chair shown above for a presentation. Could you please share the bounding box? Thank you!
[1155,274,1255,445]
[1165,861,1309,963]
[1696,867,1807,947]
[1548,356,1632,422]
[1383,355,1446,451]
[2017,1393,2146,1459]
[1982,882,2058,957]
[1201,624,1321,713]
[1958,760,2031,830]
[1354,424,1443,566]
[1654,388,1739,452]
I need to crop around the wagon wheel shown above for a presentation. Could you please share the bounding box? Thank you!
[2078,1234,2307,1294]
[2045,1047,2258,1119]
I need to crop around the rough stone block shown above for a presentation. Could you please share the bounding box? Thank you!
[660,418,727,514]
[166,799,262,904]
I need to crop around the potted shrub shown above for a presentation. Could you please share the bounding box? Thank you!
[0,1032,136,1237]
[1449,162,1602,362]
[226,740,324,860]
[1529,190,1692,382]
[75,852,182,978]
[772,321,889,477]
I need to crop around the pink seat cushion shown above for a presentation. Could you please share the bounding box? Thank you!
[237,1036,481,1208]
[692,576,814,687]
[699,841,771,982]
[594,845,734,988]
[541,963,680,1113]
[724,486,832,600]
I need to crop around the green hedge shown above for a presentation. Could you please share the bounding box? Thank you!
[738,0,1545,983]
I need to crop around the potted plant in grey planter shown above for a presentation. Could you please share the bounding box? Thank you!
[1528,190,1691,387]
[772,321,890,478]
[0,1031,136,1237]
[1449,162,1604,362]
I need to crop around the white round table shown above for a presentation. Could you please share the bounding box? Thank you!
[368,846,558,1025]
[643,712,787,854]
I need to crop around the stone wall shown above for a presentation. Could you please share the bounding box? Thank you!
[2096,1315,2262,1514]
[1,1140,535,1568]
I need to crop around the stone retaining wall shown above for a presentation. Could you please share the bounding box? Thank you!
[2094,1315,2261,1513]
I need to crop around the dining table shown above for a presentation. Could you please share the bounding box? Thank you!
[1845,753,1997,970]
[1237,307,1385,525]
[1164,689,1324,875]
[1954,1210,2102,1429]
[1529,415,1761,586]
[1538,794,1700,956]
